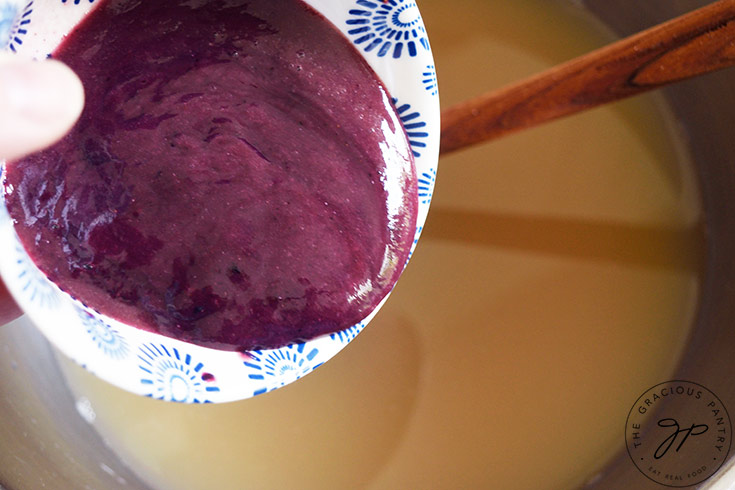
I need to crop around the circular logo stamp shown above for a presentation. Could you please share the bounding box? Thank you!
[626,380,731,487]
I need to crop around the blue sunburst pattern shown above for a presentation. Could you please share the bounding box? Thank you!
[13,243,60,309]
[1,1,32,53]
[0,0,437,404]
[244,343,321,396]
[391,97,429,157]
[417,168,436,205]
[407,225,423,260]
[422,64,437,96]
[76,305,129,360]
[138,343,220,403]
[330,322,365,344]
[346,0,429,58]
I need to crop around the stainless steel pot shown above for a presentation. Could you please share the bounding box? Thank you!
[1,1,734,488]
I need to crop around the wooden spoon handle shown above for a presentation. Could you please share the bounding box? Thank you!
[440,0,735,155]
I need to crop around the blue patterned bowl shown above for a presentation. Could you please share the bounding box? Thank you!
[0,0,439,403]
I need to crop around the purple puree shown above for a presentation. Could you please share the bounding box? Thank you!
[3,0,417,351]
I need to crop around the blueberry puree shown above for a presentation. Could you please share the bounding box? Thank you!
[3,0,418,351]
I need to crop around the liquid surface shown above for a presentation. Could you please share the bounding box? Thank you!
[4,0,417,351]
[60,0,702,488]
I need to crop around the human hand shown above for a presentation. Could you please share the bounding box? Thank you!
[1,54,84,160]
[0,54,84,324]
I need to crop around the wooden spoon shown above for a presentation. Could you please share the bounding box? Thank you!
[440,0,735,154]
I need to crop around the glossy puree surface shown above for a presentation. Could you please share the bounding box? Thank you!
[4,0,417,351]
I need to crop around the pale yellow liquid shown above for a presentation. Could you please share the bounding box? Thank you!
[59,0,703,488]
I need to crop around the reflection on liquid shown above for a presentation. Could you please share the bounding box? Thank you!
[428,208,703,272]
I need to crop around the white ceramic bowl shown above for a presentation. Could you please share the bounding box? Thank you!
[0,0,439,403]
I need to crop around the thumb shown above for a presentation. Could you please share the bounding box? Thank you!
[0,55,84,162]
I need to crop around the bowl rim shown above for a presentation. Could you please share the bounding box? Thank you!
[0,0,440,403]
